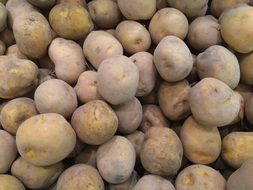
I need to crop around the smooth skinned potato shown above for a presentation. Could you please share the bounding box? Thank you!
[125,131,145,158]
[27,0,56,8]
[0,175,25,190]
[6,44,27,59]
[239,52,253,85]
[75,145,97,167]
[0,3,7,32]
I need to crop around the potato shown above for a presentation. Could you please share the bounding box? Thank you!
[96,136,136,184]
[197,45,240,89]
[180,116,221,164]
[6,44,27,59]
[27,0,56,8]
[56,164,104,190]
[222,132,253,168]
[16,113,76,166]
[11,157,63,189]
[189,78,242,127]
[140,127,183,176]
[149,8,188,44]
[175,165,226,190]
[130,52,157,97]
[0,28,15,47]
[1,98,38,135]
[239,52,253,85]
[140,104,170,133]
[71,100,118,145]
[235,83,253,101]
[167,0,208,18]
[0,3,7,32]
[34,79,78,118]
[117,0,156,20]
[56,0,87,8]
[88,0,121,29]
[125,131,145,157]
[83,31,123,69]
[0,40,5,55]
[0,56,38,99]
[39,55,55,70]
[154,36,193,82]
[115,21,151,54]
[156,0,168,10]
[220,5,253,53]
[97,56,139,105]
[49,38,86,84]
[75,145,97,167]
[0,175,25,190]
[0,130,17,174]
[49,3,93,40]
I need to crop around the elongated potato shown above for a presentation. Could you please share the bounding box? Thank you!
[0,175,25,190]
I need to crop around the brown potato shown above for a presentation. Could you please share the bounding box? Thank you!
[239,52,253,85]
[154,36,193,82]
[149,8,188,44]
[16,113,76,166]
[0,28,15,47]
[0,40,5,55]
[27,0,56,8]
[0,3,7,32]
[71,100,118,145]
[6,44,27,59]
[125,131,145,157]
[0,175,25,190]
[75,145,97,167]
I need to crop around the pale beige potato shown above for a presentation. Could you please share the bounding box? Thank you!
[0,130,17,174]
[71,100,118,145]
[1,98,38,135]
[175,165,226,190]
[6,44,27,59]
[197,45,240,89]
[56,0,87,8]
[56,164,104,190]
[125,131,145,157]
[83,31,123,69]
[97,136,136,184]
[156,0,168,9]
[117,0,156,20]
[110,171,139,190]
[149,8,188,44]
[154,36,193,82]
[27,0,56,8]
[0,3,7,32]
[49,38,86,84]
[16,113,76,166]
[0,28,15,47]
[240,52,253,85]
[11,157,63,189]
[0,175,25,190]
[75,145,97,167]
[0,40,5,55]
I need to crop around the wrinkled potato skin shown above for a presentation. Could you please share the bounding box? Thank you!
[0,175,25,190]
[240,52,253,85]
[0,40,5,55]
[27,0,56,8]
[75,145,97,167]
[125,131,145,157]
[0,3,7,32]
[6,44,27,59]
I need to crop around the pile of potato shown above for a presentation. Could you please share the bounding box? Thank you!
[1,0,253,189]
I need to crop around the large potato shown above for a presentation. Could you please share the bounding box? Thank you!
[6,44,27,59]
[149,8,188,44]
[154,36,193,82]
[197,45,240,89]
[16,113,76,166]
[0,3,7,32]
[49,38,86,84]
[0,175,25,190]
[0,56,38,99]
[125,131,145,158]
[75,145,97,167]
[27,0,56,8]
[71,100,118,145]
[239,52,253,85]
[97,136,136,184]
[83,31,123,69]
[97,56,139,105]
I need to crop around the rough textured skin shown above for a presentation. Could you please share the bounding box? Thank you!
[0,3,7,32]
[71,100,118,145]
[27,0,56,8]
[6,44,27,59]
[197,45,240,89]
[56,164,104,190]
[154,36,193,82]
[125,131,145,157]
[0,175,25,190]
[96,136,136,184]
[75,145,97,167]
[16,113,76,166]
[180,116,221,164]
[240,52,253,85]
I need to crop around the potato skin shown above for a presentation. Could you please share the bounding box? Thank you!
[125,131,145,157]
[240,52,253,85]
[0,175,25,190]
[16,113,76,166]
[6,44,27,59]
[0,3,7,32]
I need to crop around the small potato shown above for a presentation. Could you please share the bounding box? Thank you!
[0,40,5,55]
[49,3,93,40]
[239,52,253,85]
[245,95,253,124]
[97,56,139,105]
[49,38,86,84]
[0,130,17,174]
[133,175,175,190]
[125,131,145,157]
[1,97,38,135]
[116,21,151,54]
[156,0,168,10]
[149,8,188,44]
[0,3,7,32]
[0,175,25,190]
[154,36,193,82]
[189,78,242,127]
[56,0,87,7]
[75,145,97,167]
[0,56,38,99]
[140,104,170,133]
[11,157,63,189]
[180,116,221,164]
[158,80,191,121]
[27,0,56,8]
[130,52,157,97]
[117,0,156,20]
[0,28,15,47]
[6,44,27,59]
[140,127,183,176]
[197,45,240,89]
[83,31,123,69]
[56,164,104,190]
[34,79,78,118]
[71,100,118,145]
[96,136,136,184]
[88,0,121,29]
[175,165,226,190]
[16,113,76,166]
[222,132,253,168]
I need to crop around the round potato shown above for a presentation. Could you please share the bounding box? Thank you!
[125,131,145,158]
[71,100,118,145]
[75,145,97,167]
[6,44,27,59]
[239,52,253,85]
[0,3,7,32]
[0,40,5,55]
[97,136,136,184]
[0,175,25,190]
[154,36,193,82]
[149,8,188,44]
[16,113,76,166]
[27,0,56,8]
